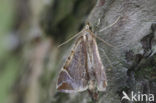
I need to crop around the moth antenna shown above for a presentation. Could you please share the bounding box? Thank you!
[100,48,113,68]
[57,31,83,48]
[93,34,114,48]
[99,16,120,32]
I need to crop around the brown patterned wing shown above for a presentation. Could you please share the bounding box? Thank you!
[57,37,88,93]
[91,36,107,91]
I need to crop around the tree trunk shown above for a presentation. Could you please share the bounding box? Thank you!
[6,0,156,103]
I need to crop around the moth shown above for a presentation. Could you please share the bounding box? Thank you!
[56,24,107,93]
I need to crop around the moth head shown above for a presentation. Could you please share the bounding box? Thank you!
[85,22,92,30]
[84,24,90,30]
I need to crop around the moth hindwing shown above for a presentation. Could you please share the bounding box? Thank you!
[56,24,107,93]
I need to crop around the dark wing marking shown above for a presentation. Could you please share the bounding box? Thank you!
[90,33,107,91]
[57,36,88,93]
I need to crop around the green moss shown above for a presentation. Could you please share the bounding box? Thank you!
[135,54,156,80]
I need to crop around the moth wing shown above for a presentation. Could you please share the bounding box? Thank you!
[91,36,107,91]
[57,37,88,93]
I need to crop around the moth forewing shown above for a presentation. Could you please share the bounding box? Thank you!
[85,30,107,91]
[56,31,89,93]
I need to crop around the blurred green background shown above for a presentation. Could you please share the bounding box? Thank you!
[0,0,17,103]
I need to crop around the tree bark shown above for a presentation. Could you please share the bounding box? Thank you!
[9,0,156,103]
